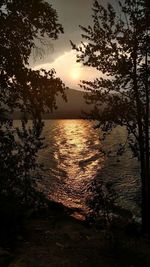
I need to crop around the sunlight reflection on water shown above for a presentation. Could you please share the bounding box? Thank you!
[38,120,104,210]
[38,120,140,216]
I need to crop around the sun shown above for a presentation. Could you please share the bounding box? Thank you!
[70,68,81,80]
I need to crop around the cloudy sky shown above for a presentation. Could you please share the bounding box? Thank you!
[32,0,116,89]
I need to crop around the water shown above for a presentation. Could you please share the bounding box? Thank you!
[37,120,140,216]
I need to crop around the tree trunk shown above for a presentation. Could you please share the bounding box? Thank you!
[142,25,150,233]
[132,36,150,234]
[140,158,150,233]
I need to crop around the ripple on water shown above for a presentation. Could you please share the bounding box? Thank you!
[36,120,140,216]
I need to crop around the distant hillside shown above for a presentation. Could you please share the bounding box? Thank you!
[47,88,91,119]
[12,88,92,119]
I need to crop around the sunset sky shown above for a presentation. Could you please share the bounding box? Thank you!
[32,0,103,89]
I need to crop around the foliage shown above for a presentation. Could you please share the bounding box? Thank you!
[0,0,66,206]
[72,0,150,232]
[86,179,117,226]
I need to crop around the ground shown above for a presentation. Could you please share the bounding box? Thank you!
[4,208,150,267]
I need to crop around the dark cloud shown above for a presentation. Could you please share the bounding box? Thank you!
[32,0,94,66]
[32,0,119,66]
[51,0,93,33]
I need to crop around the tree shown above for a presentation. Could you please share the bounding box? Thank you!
[0,0,66,205]
[71,0,150,233]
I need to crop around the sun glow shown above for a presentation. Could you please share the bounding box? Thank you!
[70,68,81,80]
[33,49,100,89]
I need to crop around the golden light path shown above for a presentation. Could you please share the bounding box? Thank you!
[63,120,102,179]
[38,120,139,219]
[62,120,86,151]
[49,119,104,213]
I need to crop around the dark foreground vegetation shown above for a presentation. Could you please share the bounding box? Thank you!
[0,0,149,266]
[1,198,150,267]
[72,0,150,233]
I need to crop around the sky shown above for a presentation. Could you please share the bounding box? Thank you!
[32,0,102,90]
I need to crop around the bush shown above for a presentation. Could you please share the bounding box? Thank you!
[86,178,117,227]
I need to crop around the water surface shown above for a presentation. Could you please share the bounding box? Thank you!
[38,120,140,216]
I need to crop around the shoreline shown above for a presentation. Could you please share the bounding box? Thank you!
[1,200,149,267]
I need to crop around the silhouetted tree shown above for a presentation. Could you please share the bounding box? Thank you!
[71,0,150,233]
[86,179,117,226]
[0,0,66,205]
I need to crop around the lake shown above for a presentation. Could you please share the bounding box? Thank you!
[36,119,141,217]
